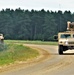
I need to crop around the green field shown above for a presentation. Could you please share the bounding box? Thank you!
[5,40,58,45]
[0,40,57,66]
[0,43,39,66]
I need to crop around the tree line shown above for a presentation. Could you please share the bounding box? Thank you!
[0,8,73,41]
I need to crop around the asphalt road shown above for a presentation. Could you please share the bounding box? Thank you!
[0,44,74,75]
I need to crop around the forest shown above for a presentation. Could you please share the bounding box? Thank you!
[0,8,73,41]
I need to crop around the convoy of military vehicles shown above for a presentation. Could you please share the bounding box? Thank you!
[0,21,74,55]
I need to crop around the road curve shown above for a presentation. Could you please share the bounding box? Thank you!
[0,44,74,75]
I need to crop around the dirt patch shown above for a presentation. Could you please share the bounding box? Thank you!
[0,44,50,73]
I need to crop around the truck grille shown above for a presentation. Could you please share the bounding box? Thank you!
[68,42,74,44]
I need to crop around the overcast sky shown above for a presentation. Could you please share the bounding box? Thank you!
[0,0,74,12]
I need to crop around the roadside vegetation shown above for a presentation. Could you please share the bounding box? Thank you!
[0,43,39,66]
[5,40,58,45]
[0,40,57,66]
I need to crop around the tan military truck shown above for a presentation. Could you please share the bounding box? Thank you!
[55,21,74,54]
[0,34,4,44]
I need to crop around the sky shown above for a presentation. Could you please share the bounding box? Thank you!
[0,0,74,12]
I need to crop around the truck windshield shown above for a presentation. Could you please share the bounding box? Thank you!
[61,34,71,38]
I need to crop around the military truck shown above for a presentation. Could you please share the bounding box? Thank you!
[55,21,74,54]
[0,34,4,44]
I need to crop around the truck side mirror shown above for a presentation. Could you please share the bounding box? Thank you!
[54,35,58,40]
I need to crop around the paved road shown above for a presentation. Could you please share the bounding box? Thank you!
[0,44,74,75]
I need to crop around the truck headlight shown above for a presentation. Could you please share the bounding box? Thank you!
[60,41,62,43]
[64,41,68,45]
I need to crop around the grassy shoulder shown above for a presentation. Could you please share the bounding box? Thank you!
[0,43,39,66]
[0,40,57,66]
[5,40,58,45]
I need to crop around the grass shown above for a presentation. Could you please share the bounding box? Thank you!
[0,43,39,66]
[0,40,57,66]
[5,40,58,45]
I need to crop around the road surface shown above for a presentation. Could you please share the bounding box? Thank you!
[0,44,74,75]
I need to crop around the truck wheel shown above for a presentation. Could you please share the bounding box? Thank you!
[58,45,63,54]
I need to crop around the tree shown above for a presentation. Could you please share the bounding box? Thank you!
[43,13,57,40]
[0,8,73,41]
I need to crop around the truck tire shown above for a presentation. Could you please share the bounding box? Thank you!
[58,45,63,54]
